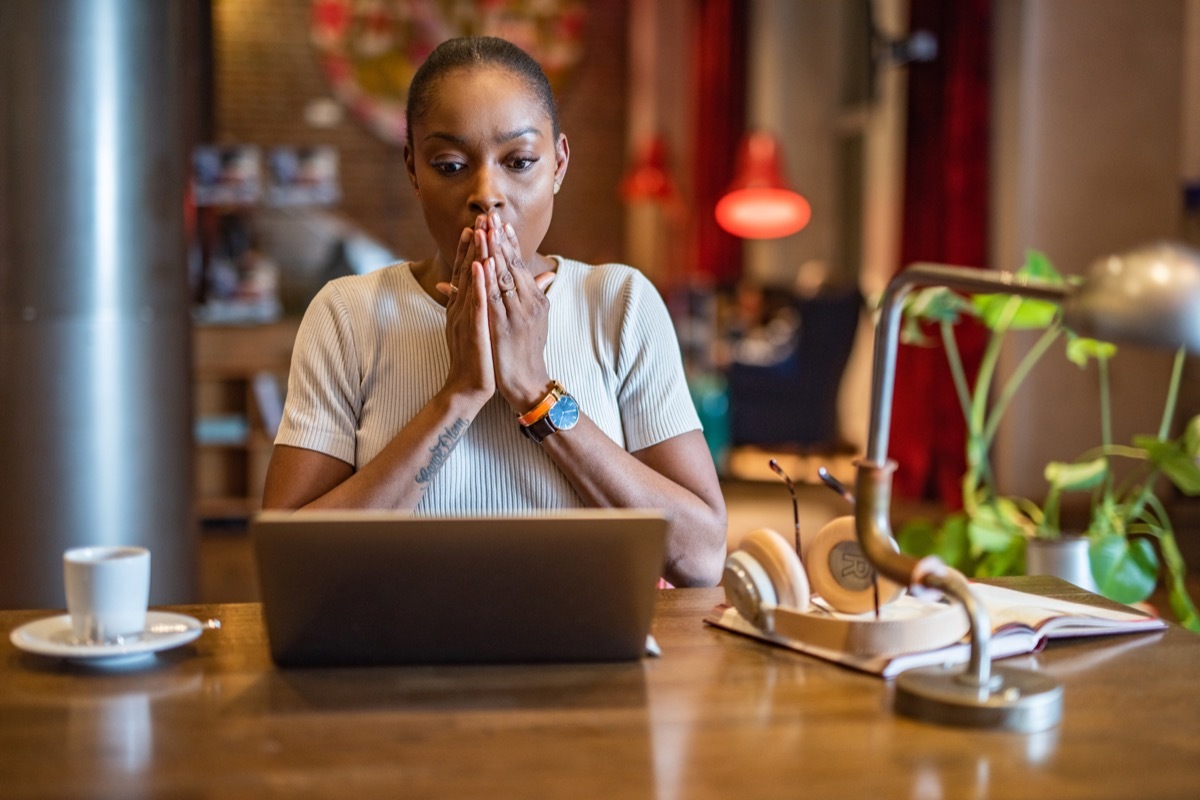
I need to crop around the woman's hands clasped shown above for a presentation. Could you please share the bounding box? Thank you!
[436,212,558,415]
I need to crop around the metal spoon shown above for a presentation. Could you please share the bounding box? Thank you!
[109,618,221,646]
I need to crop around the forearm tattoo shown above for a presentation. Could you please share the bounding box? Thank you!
[415,418,468,485]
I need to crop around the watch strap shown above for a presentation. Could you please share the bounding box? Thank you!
[521,414,558,443]
[517,382,564,427]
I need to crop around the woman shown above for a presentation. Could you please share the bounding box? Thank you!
[262,36,726,587]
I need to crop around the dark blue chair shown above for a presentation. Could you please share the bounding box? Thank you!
[726,288,862,450]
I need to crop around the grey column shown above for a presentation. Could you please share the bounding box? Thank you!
[0,0,196,607]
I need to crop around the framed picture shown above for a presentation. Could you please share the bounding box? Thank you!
[310,0,588,145]
[266,146,341,207]
[192,145,262,207]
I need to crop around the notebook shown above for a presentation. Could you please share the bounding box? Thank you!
[250,509,668,667]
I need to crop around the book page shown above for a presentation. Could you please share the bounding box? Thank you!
[970,583,1167,636]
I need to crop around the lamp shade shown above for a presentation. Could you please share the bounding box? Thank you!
[621,135,676,203]
[1060,242,1200,352]
[715,131,811,239]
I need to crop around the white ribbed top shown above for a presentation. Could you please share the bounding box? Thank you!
[275,257,700,513]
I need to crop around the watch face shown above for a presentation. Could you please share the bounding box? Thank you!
[547,394,579,431]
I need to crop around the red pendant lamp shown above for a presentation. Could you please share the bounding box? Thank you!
[714,131,811,239]
[621,135,677,204]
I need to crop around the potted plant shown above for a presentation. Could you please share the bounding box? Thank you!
[894,252,1200,632]
[1035,340,1200,629]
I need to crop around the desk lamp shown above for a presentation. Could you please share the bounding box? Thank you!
[855,241,1200,732]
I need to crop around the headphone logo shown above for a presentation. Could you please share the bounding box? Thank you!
[830,541,876,591]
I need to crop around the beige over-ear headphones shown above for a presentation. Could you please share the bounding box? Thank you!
[723,518,968,657]
[725,516,904,623]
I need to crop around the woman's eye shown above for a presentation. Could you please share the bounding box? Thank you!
[509,157,537,171]
[433,162,465,175]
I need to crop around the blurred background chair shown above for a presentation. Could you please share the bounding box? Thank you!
[726,286,863,452]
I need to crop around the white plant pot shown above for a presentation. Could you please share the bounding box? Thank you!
[1026,535,1099,594]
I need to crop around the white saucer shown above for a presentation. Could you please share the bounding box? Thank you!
[10,611,204,666]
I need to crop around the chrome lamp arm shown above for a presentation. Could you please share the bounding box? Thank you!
[856,264,1072,731]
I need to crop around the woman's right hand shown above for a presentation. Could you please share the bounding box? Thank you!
[438,220,495,408]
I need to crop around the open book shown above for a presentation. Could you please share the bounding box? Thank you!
[704,582,1168,679]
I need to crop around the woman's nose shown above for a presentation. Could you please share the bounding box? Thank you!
[468,166,504,213]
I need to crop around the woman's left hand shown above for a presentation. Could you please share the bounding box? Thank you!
[481,212,558,413]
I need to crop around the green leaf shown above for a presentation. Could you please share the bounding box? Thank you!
[1132,436,1200,494]
[1161,455,1200,496]
[972,293,1059,331]
[937,515,972,571]
[1044,457,1108,492]
[968,499,1032,545]
[1184,414,1200,458]
[1088,495,1125,539]
[901,514,974,573]
[905,287,972,325]
[967,513,1022,555]
[1157,528,1200,632]
[968,250,1067,331]
[1020,250,1064,282]
[896,519,938,558]
[1136,436,1176,463]
[992,496,1036,532]
[975,537,1025,578]
[900,313,932,346]
[1089,534,1159,604]
[1064,335,1117,368]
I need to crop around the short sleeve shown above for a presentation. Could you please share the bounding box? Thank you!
[273,282,361,465]
[615,271,702,452]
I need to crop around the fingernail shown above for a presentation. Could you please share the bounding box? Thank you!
[505,223,516,238]
[491,212,500,227]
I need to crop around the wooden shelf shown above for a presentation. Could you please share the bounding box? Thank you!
[193,319,300,520]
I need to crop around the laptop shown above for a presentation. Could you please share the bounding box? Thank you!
[250,509,668,667]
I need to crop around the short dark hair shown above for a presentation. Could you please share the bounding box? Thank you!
[405,36,561,148]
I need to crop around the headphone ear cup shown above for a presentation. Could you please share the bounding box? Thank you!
[723,550,778,629]
[806,516,904,613]
[739,528,811,611]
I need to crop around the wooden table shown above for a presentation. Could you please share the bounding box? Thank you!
[2,578,1198,799]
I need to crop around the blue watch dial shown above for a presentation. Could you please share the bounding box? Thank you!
[546,393,579,431]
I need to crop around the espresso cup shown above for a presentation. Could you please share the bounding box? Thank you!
[63,546,151,645]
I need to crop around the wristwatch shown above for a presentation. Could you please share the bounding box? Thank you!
[519,382,579,443]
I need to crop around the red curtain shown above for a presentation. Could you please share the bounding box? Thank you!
[689,0,746,288]
[890,0,992,504]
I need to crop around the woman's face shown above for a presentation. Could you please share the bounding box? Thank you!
[405,66,568,273]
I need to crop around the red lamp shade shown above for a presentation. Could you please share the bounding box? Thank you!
[621,135,676,203]
[715,131,811,239]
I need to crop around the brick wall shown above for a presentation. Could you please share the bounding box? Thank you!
[211,0,628,267]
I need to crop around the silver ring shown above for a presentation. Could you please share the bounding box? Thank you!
[502,289,516,298]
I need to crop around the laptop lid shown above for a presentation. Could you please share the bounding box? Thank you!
[250,509,668,667]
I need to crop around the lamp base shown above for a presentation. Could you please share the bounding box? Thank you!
[894,665,1063,733]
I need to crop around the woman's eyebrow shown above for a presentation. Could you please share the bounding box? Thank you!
[423,131,470,145]
[422,127,543,146]
[493,127,542,145]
